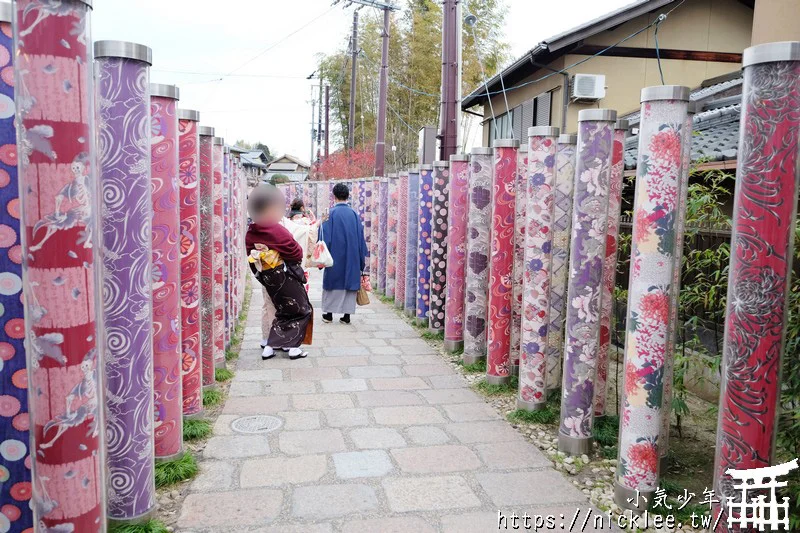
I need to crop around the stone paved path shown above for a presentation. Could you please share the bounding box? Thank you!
[177,272,607,532]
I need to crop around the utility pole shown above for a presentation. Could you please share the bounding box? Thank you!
[325,85,330,159]
[317,77,323,162]
[439,0,461,160]
[348,10,359,152]
[374,7,391,177]
[310,85,316,168]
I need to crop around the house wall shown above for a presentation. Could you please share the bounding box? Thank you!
[481,0,752,142]
[751,0,800,44]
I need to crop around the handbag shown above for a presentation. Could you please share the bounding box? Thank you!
[310,224,334,268]
[356,287,370,306]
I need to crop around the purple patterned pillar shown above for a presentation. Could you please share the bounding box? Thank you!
[593,119,629,418]
[198,127,216,389]
[404,169,420,316]
[511,145,528,374]
[428,162,450,334]
[150,84,183,461]
[96,40,157,522]
[518,127,559,411]
[613,87,690,509]
[395,172,409,309]
[558,109,616,456]
[443,155,470,352]
[416,165,433,324]
[546,135,577,390]
[378,177,390,294]
[385,176,399,299]
[462,148,493,365]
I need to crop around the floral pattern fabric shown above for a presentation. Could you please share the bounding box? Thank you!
[511,149,527,367]
[404,171,420,312]
[395,174,409,304]
[378,179,389,293]
[416,169,433,320]
[212,144,225,367]
[444,160,469,345]
[199,134,216,387]
[428,165,450,331]
[385,178,399,298]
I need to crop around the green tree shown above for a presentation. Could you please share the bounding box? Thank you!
[270,174,290,185]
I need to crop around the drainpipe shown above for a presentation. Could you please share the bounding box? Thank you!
[530,53,569,132]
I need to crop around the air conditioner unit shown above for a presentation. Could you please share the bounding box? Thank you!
[571,74,606,101]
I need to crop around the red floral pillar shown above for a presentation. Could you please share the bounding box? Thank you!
[198,127,216,388]
[443,155,470,353]
[713,42,800,528]
[486,139,518,385]
[212,138,226,370]
[614,87,690,510]
[394,171,409,310]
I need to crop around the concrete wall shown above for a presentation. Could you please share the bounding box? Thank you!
[751,0,800,44]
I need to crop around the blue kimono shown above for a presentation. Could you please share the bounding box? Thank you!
[322,203,367,292]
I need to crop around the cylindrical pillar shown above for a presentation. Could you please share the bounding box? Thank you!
[428,161,450,334]
[179,109,203,418]
[212,138,226,370]
[443,155,469,352]
[96,40,156,522]
[362,180,372,282]
[150,84,183,460]
[593,119,629,418]
[404,169,421,316]
[546,134,577,390]
[395,172,409,310]
[518,127,559,411]
[16,3,105,529]
[511,145,528,374]
[712,42,800,526]
[368,180,378,288]
[613,87,689,509]
[463,148,493,365]
[385,176,399,299]
[486,140,518,385]
[198,126,216,388]
[378,177,390,294]
[222,147,231,347]
[0,4,32,531]
[558,109,617,456]
[416,165,434,324]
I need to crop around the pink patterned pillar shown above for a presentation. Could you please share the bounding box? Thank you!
[518,127,559,411]
[212,138,226,370]
[385,176,399,299]
[150,84,183,460]
[443,155,470,353]
[486,140,518,385]
[510,145,528,373]
[394,172,409,310]
[178,109,203,418]
[614,87,690,509]
[198,127,216,388]
[593,119,628,418]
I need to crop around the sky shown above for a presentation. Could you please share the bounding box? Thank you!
[94,0,631,160]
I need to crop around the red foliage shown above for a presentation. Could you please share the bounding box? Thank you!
[313,146,376,180]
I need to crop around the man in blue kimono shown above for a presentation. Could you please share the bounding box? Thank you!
[321,183,368,324]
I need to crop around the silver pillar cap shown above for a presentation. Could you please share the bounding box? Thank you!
[178,109,201,122]
[640,85,690,103]
[743,41,800,68]
[213,137,224,146]
[419,164,434,171]
[614,119,630,131]
[199,126,215,137]
[493,139,520,148]
[150,84,180,100]
[528,126,560,138]
[450,154,470,162]
[578,109,617,122]
[94,40,153,65]
[558,134,577,144]
[0,2,12,23]
[433,161,449,168]
[470,147,493,156]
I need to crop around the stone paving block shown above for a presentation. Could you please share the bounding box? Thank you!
[401,355,447,365]
[383,475,481,512]
[474,441,552,470]
[419,388,483,405]
[440,511,504,533]
[391,445,482,473]
[320,378,368,393]
[342,517,437,533]
[369,355,403,365]
[348,365,402,378]
[324,346,371,357]
[265,380,317,395]
[446,421,523,444]
[292,393,355,410]
[356,338,389,347]
[212,414,238,436]
[252,524,333,533]
[405,425,451,446]
[240,454,328,487]
[314,356,369,367]
[391,338,433,347]
[223,396,290,415]
[290,367,343,381]
[350,427,408,449]
[204,435,271,459]
[324,408,370,427]
[190,461,235,492]
[333,450,394,478]
[372,406,446,425]
[292,484,379,519]
[443,402,501,422]
[476,470,586,506]
[235,369,284,381]
[255,356,314,369]
[404,364,455,377]
[397,345,438,355]
[369,346,402,355]
[370,377,430,390]
[278,410,321,430]
[355,390,425,407]
[178,488,283,528]
[279,429,347,455]
[428,375,468,388]
[228,381,262,397]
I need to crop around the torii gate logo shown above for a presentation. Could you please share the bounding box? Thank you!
[724,458,798,531]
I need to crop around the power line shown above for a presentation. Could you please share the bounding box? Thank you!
[152,69,310,79]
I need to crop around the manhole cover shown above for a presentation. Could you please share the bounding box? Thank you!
[231,415,283,434]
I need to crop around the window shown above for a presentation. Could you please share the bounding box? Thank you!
[534,92,552,127]
[490,109,514,141]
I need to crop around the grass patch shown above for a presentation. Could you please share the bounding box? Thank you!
[203,388,223,407]
[450,346,464,356]
[379,295,394,305]
[421,331,444,341]
[110,520,169,533]
[155,453,198,488]
[215,367,234,382]
[592,415,620,447]
[601,445,618,459]
[183,419,212,441]
[225,348,238,362]
[507,404,559,425]
[460,359,486,373]
[474,376,518,396]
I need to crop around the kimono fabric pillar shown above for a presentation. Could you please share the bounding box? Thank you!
[593,119,628,418]
[712,42,800,527]
[394,172,409,309]
[96,40,157,523]
[404,170,421,316]
[0,5,33,531]
[377,177,390,294]
[558,109,616,456]
[486,139,518,385]
[511,145,528,374]
[222,147,230,347]
[443,155,469,352]
[385,177,399,299]
[178,109,203,418]
[613,86,690,510]
[198,127,216,389]
[415,165,434,325]
[16,3,104,529]
[462,148,493,366]
[546,135,577,390]
[212,138,226,370]
[659,103,698,467]
[362,180,372,280]
[150,84,183,461]
[369,180,379,288]
[518,127,559,411]
[428,161,450,334]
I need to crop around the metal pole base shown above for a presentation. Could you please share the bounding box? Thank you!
[416,318,429,328]
[614,481,655,512]
[428,327,444,335]
[404,308,415,318]
[155,449,186,464]
[558,433,592,456]
[461,354,484,366]
[444,339,463,353]
[510,364,519,376]
[214,360,227,369]
[108,507,156,527]
[659,454,669,474]
[517,398,546,412]
[184,409,207,421]
[394,299,403,309]
[485,374,511,386]
[203,383,218,391]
